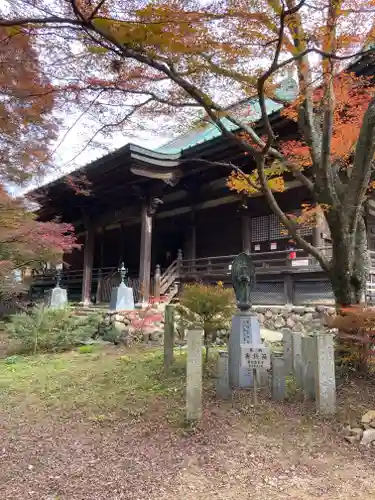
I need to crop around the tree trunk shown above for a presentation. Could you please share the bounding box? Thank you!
[327,214,370,376]
[328,214,369,308]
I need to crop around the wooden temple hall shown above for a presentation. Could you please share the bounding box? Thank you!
[30,52,375,307]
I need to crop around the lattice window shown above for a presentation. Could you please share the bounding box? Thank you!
[252,281,285,305]
[269,213,288,240]
[251,215,269,242]
[294,280,334,305]
[292,209,313,237]
[251,210,313,243]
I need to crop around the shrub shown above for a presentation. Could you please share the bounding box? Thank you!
[78,344,95,354]
[327,306,375,375]
[6,305,101,354]
[177,282,234,362]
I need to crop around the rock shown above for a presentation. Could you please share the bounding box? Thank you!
[344,427,363,443]
[114,321,127,332]
[286,317,295,329]
[342,424,353,437]
[305,307,315,314]
[345,435,361,444]
[265,309,273,319]
[274,317,286,329]
[360,428,375,446]
[315,305,326,313]
[150,330,163,342]
[293,323,305,333]
[361,410,375,429]
[142,331,150,342]
[118,329,130,345]
[257,313,265,325]
[302,312,313,323]
[264,320,274,330]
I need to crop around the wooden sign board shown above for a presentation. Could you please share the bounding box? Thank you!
[241,345,271,370]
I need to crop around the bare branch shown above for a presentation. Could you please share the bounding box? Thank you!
[317,1,340,208]
[61,98,153,167]
[0,16,83,27]
[90,0,107,19]
[345,96,375,232]
[257,2,287,154]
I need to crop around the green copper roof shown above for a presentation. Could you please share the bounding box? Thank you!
[157,77,298,154]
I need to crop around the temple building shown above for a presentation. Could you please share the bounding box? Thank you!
[30,51,375,307]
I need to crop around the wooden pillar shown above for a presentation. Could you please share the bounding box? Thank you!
[139,199,159,305]
[241,211,251,254]
[95,229,104,304]
[185,211,196,271]
[154,264,161,303]
[81,224,95,306]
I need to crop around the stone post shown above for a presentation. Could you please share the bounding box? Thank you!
[186,329,203,421]
[292,332,303,388]
[282,328,293,374]
[271,354,285,401]
[314,333,336,414]
[216,351,231,400]
[301,335,316,400]
[164,304,175,374]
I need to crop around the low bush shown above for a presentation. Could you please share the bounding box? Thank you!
[327,306,375,376]
[177,282,234,362]
[6,305,101,354]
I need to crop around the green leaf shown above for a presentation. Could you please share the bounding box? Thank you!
[87,45,109,55]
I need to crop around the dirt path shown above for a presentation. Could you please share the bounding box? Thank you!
[1,394,375,500]
[1,348,375,500]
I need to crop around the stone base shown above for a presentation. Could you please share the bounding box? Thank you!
[229,311,266,388]
[109,283,134,311]
[46,286,68,309]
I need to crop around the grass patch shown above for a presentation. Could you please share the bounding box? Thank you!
[77,344,96,354]
[0,347,216,426]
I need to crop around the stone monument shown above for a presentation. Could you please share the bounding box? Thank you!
[314,333,336,414]
[109,263,134,311]
[228,252,265,388]
[216,351,231,400]
[47,264,67,309]
[186,328,203,421]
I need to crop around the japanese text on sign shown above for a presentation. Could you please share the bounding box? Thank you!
[241,345,271,370]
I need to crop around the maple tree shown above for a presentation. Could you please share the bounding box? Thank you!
[1,0,375,306]
[0,187,77,294]
[0,24,77,292]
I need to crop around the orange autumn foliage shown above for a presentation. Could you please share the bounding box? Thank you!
[280,73,375,168]
[0,27,57,184]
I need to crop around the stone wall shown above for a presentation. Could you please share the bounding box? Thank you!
[253,305,335,334]
[97,306,165,345]
[95,304,335,346]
